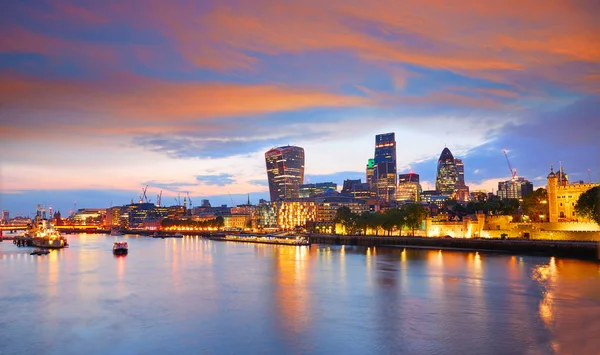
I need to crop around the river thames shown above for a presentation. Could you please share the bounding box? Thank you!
[1,234,600,354]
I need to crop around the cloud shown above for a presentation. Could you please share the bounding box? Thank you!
[195,173,235,186]
[248,180,269,187]
[142,180,198,193]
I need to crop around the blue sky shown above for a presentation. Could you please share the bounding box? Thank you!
[1,0,599,215]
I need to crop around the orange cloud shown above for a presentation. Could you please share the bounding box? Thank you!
[0,71,370,134]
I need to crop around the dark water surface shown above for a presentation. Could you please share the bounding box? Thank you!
[2,234,600,354]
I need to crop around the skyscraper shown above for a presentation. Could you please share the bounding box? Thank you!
[265,146,305,201]
[366,158,375,189]
[435,147,458,196]
[453,158,469,202]
[498,177,533,200]
[455,158,465,186]
[396,173,422,202]
[373,133,397,201]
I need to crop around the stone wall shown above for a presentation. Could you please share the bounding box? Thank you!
[480,228,600,242]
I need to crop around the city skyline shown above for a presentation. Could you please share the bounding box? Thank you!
[1,1,599,214]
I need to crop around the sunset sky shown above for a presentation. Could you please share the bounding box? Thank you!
[1,0,599,215]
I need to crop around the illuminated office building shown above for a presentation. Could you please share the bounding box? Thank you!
[366,159,375,188]
[299,182,337,198]
[396,172,422,202]
[436,147,458,196]
[498,178,533,200]
[373,133,397,201]
[265,146,305,201]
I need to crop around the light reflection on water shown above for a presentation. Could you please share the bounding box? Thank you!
[1,234,600,354]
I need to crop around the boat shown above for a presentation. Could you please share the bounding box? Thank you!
[113,241,128,255]
[152,231,183,239]
[23,206,68,249]
[30,248,50,256]
[211,234,310,246]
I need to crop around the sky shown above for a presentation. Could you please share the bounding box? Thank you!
[1,0,599,216]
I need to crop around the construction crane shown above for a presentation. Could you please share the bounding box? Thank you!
[228,191,235,207]
[502,149,517,182]
[139,185,149,203]
[156,191,162,207]
[187,192,193,210]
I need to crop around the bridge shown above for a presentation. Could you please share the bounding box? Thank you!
[0,225,108,232]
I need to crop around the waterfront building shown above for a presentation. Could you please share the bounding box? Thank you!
[275,200,316,230]
[547,165,599,223]
[396,172,422,202]
[315,194,368,223]
[1,210,8,224]
[255,202,278,229]
[224,214,252,230]
[373,133,397,201]
[299,182,337,198]
[265,145,305,201]
[366,159,375,188]
[497,177,533,200]
[436,147,458,195]
[72,208,106,225]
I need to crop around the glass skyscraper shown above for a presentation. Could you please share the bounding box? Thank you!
[436,147,458,196]
[265,146,305,201]
[373,133,397,201]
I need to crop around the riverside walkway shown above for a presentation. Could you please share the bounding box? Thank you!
[307,234,600,260]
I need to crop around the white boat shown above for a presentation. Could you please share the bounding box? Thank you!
[113,241,128,255]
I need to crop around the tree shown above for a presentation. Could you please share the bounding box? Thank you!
[575,186,600,225]
[334,206,357,234]
[522,188,549,222]
[356,211,372,235]
[381,208,403,236]
[215,216,225,228]
[403,203,428,236]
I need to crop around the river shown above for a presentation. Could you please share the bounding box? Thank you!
[1,234,600,354]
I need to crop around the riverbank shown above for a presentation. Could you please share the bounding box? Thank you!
[307,234,600,260]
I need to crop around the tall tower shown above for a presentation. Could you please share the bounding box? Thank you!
[436,147,458,196]
[265,146,305,201]
[373,133,397,201]
[366,158,375,189]
[547,165,559,223]
[455,158,465,186]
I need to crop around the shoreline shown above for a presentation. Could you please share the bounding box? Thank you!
[307,234,600,261]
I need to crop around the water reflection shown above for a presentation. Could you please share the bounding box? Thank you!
[1,236,600,354]
[273,245,311,343]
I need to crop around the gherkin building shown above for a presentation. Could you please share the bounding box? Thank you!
[436,147,458,195]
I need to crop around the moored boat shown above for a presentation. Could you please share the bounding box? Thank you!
[152,231,183,239]
[24,206,68,249]
[113,241,128,255]
[212,234,310,246]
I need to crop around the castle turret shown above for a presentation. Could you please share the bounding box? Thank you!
[547,164,558,223]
